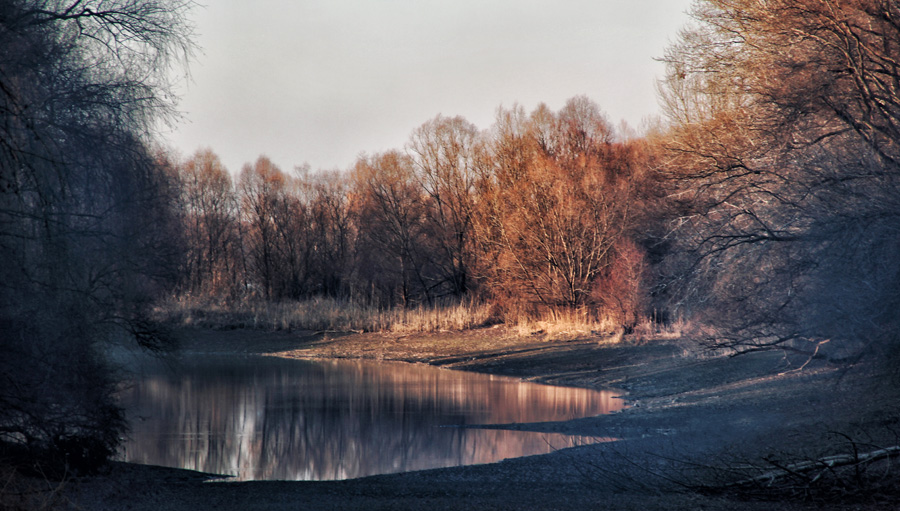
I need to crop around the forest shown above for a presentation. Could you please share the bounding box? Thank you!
[161,98,658,332]
[2,0,900,485]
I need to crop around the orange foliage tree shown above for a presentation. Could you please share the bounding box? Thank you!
[474,97,649,327]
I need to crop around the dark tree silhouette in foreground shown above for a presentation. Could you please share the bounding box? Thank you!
[660,0,900,363]
[0,0,193,473]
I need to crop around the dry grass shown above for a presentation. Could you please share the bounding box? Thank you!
[154,295,494,334]
[505,308,621,341]
[506,311,690,343]
[155,294,682,344]
[156,296,689,343]
[630,316,688,342]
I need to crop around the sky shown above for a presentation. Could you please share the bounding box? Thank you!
[162,0,696,174]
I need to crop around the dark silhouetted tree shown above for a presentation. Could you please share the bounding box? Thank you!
[0,0,193,471]
[659,0,900,361]
[351,151,433,306]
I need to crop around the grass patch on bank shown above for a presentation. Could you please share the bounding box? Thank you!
[508,309,686,343]
[509,308,620,341]
[154,295,495,334]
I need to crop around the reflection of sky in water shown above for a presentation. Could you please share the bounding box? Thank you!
[117,356,623,481]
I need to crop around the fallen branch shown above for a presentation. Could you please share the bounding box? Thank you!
[729,445,900,487]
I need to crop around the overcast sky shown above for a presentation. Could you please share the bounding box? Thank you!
[162,0,695,174]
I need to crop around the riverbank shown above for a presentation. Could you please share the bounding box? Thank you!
[27,327,900,510]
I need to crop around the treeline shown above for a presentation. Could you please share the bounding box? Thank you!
[164,97,664,330]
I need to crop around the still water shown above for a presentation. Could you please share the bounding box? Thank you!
[118,355,624,481]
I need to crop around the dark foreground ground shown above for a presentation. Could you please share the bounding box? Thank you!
[8,327,900,510]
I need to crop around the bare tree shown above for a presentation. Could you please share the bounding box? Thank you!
[300,168,356,298]
[238,156,289,300]
[408,115,482,298]
[350,151,433,306]
[178,148,241,297]
[659,0,900,360]
[0,0,194,471]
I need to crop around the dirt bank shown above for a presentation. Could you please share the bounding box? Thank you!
[26,327,900,510]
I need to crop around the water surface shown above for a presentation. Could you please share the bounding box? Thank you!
[118,355,623,481]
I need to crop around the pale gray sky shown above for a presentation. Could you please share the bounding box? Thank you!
[164,0,695,173]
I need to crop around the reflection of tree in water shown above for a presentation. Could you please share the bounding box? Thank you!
[119,357,622,480]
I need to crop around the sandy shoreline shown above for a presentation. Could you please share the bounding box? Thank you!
[17,327,896,510]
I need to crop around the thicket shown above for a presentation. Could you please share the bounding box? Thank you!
[155,0,900,368]
[658,0,900,365]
